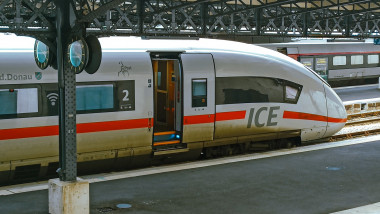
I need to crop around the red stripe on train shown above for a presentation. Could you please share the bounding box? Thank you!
[183,114,215,125]
[184,111,247,125]
[283,111,347,123]
[0,118,150,140]
[298,51,380,56]
[77,118,149,133]
[216,111,246,121]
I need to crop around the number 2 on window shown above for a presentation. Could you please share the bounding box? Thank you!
[122,90,129,101]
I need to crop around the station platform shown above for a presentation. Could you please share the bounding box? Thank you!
[1,136,380,213]
[334,84,380,102]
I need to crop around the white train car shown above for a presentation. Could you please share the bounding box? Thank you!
[260,40,380,86]
[0,35,347,185]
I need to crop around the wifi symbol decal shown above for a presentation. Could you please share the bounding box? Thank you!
[47,93,59,106]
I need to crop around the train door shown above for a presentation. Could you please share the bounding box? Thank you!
[181,53,215,143]
[152,59,183,149]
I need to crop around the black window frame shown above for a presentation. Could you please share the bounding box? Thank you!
[0,80,136,120]
[283,80,303,104]
[191,78,207,108]
[215,76,303,105]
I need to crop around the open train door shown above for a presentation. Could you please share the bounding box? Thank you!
[181,53,215,143]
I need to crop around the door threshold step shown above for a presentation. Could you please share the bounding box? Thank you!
[154,148,189,156]
[153,140,180,147]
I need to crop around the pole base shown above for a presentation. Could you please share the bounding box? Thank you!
[48,178,89,214]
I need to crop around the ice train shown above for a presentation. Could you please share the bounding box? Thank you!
[0,35,347,185]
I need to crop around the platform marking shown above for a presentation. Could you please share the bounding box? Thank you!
[2,135,380,195]
[331,202,380,214]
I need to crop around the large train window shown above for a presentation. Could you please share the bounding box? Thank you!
[192,79,207,107]
[77,85,114,111]
[42,81,135,116]
[333,56,347,66]
[351,55,363,65]
[0,87,39,118]
[368,54,379,64]
[215,77,301,105]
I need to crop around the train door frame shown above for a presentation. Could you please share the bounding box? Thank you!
[180,53,215,143]
[151,53,184,150]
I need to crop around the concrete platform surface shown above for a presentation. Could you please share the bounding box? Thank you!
[1,137,380,213]
[334,84,380,102]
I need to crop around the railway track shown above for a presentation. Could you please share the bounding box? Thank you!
[330,101,380,141]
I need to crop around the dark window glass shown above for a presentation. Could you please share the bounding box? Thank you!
[216,77,302,105]
[76,85,114,111]
[192,79,207,107]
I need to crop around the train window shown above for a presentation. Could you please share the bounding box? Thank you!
[157,61,167,91]
[300,58,314,70]
[368,54,379,64]
[285,86,298,100]
[157,72,162,87]
[315,57,328,76]
[215,77,286,105]
[333,56,346,66]
[192,79,207,107]
[0,88,38,117]
[284,83,302,104]
[76,85,114,111]
[351,55,363,65]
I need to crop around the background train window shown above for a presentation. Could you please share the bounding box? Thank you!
[192,79,207,107]
[0,88,38,118]
[216,77,285,105]
[351,55,363,65]
[76,85,114,111]
[315,58,328,76]
[333,56,346,66]
[368,54,379,64]
[300,57,314,70]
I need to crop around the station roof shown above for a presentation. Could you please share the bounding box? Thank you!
[0,0,379,41]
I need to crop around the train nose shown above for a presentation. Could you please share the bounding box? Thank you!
[323,85,347,137]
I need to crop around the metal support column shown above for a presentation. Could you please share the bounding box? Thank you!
[201,3,208,35]
[303,12,308,37]
[137,0,145,34]
[55,0,77,182]
[255,8,261,36]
